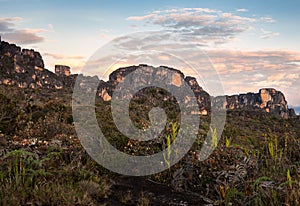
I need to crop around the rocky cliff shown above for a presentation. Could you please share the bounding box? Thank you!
[0,40,296,118]
[0,40,66,89]
[97,64,296,118]
[213,88,296,118]
[97,64,211,115]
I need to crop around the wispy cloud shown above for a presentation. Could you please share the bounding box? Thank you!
[44,52,85,60]
[260,16,276,23]
[236,8,248,12]
[260,28,280,39]
[203,49,300,102]
[3,29,45,44]
[126,14,156,21]
[126,8,279,46]
[127,8,259,45]
[0,17,22,32]
[0,17,44,44]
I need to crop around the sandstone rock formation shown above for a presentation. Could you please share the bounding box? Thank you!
[98,64,210,115]
[0,40,297,118]
[0,40,63,89]
[212,88,296,118]
[55,65,71,77]
[184,76,210,115]
[98,64,296,118]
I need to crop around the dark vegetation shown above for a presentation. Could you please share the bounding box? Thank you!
[0,84,300,205]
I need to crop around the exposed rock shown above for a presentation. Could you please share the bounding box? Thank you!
[55,65,71,77]
[108,65,138,86]
[98,64,295,118]
[98,64,209,115]
[0,41,21,57]
[184,76,210,114]
[0,40,63,89]
[171,72,182,87]
[98,80,113,101]
[21,49,44,68]
[212,88,296,118]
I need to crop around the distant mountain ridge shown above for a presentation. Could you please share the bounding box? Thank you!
[99,65,296,118]
[0,40,296,118]
[214,88,296,118]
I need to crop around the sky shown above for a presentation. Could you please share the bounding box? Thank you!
[0,0,300,109]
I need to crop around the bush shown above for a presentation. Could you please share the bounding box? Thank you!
[0,93,19,134]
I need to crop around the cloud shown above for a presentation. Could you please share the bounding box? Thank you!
[182,8,219,13]
[44,52,85,60]
[126,8,279,46]
[267,73,286,81]
[236,8,248,12]
[0,17,44,44]
[201,49,300,103]
[127,8,258,45]
[206,50,300,72]
[3,29,44,44]
[260,29,280,39]
[0,17,22,32]
[260,17,276,23]
[126,14,156,21]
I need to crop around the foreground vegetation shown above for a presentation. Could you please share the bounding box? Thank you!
[0,85,299,205]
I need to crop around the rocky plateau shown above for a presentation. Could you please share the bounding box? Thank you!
[0,40,296,118]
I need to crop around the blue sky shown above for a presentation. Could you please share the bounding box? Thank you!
[0,0,300,108]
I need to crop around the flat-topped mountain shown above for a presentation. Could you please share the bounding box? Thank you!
[0,40,296,118]
[213,88,296,118]
[99,64,296,118]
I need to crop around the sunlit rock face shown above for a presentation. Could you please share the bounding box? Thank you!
[55,65,71,77]
[98,64,296,118]
[212,88,296,119]
[184,76,210,114]
[97,64,210,115]
[258,88,296,118]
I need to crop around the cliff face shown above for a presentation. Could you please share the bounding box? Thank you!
[98,64,295,118]
[0,41,63,89]
[213,88,296,118]
[184,76,210,115]
[98,64,211,115]
[0,40,296,118]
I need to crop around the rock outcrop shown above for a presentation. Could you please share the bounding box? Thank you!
[184,76,210,115]
[98,64,295,118]
[55,65,71,77]
[0,40,64,89]
[98,64,210,115]
[213,88,296,118]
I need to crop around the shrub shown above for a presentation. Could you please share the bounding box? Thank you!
[0,93,19,134]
